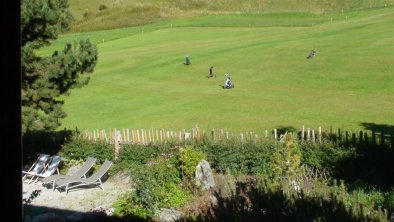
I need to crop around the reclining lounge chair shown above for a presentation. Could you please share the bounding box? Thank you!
[22,154,50,182]
[26,155,62,184]
[42,157,97,191]
[55,160,113,194]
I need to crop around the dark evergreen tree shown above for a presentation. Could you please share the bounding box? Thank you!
[21,0,98,134]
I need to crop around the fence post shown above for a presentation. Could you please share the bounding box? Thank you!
[302,125,305,142]
[195,125,200,140]
[338,128,342,142]
[265,130,268,138]
[359,130,363,145]
[123,129,126,143]
[114,130,121,160]
[143,129,147,145]
[240,133,244,145]
[352,133,356,146]
[372,130,376,146]
[364,132,368,146]
[211,128,215,140]
[274,129,277,140]
[312,130,315,143]
[104,130,108,142]
[319,127,322,143]
[307,128,310,142]
[345,131,349,146]
[380,131,385,146]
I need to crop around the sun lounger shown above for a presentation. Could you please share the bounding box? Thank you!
[22,154,50,182]
[25,155,62,184]
[55,160,113,194]
[42,157,97,190]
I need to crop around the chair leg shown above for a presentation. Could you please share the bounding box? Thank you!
[99,179,104,190]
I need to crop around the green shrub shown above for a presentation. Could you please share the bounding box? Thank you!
[179,146,207,179]
[60,136,114,164]
[182,176,389,221]
[385,189,394,213]
[300,140,355,172]
[193,136,280,176]
[271,133,302,179]
[115,152,191,219]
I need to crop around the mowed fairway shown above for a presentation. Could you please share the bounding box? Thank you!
[46,8,394,132]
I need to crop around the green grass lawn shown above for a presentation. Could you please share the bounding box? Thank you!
[40,7,394,133]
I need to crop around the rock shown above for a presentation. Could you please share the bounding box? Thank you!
[66,212,84,221]
[113,172,131,185]
[195,160,215,190]
[32,213,66,222]
[159,208,183,222]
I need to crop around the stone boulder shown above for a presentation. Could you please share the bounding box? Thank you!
[195,160,215,190]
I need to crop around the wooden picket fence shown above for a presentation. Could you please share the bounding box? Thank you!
[76,125,393,160]
[79,125,393,147]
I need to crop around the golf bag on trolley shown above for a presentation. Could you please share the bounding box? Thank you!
[224,74,234,89]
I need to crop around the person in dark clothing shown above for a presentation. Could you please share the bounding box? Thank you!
[185,56,191,65]
[209,66,216,78]
[307,48,317,59]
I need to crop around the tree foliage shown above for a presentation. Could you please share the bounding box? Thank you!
[21,0,98,134]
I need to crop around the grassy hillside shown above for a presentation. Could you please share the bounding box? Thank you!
[39,6,394,133]
[69,0,394,32]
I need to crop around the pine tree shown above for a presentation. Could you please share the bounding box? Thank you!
[272,132,302,179]
[21,0,98,134]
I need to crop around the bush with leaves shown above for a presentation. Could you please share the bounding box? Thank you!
[300,140,355,172]
[180,176,390,221]
[114,152,192,219]
[271,133,302,179]
[60,136,114,164]
[193,135,280,176]
[179,146,207,179]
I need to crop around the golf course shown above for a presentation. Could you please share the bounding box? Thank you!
[38,0,394,133]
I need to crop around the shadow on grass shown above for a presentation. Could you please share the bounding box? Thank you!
[179,180,381,222]
[275,126,298,135]
[334,140,394,191]
[360,122,394,139]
